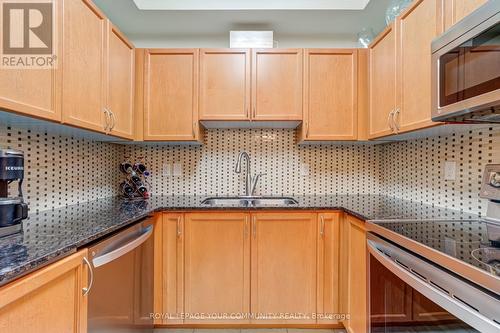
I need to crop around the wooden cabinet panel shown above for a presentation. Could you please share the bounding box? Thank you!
[369,24,396,139]
[317,212,341,324]
[396,0,442,133]
[143,49,200,141]
[184,213,250,324]
[444,0,488,31]
[344,215,367,333]
[107,24,135,139]
[0,0,62,121]
[199,49,250,120]
[161,213,184,324]
[62,0,107,132]
[252,49,303,121]
[370,256,412,324]
[250,212,317,324]
[412,289,454,322]
[302,49,358,141]
[0,250,88,333]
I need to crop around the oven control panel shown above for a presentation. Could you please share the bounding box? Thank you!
[480,164,500,200]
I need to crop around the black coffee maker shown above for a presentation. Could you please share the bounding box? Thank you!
[0,149,28,237]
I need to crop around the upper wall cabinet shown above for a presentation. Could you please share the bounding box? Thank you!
[107,24,135,139]
[0,0,62,122]
[62,0,108,133]
[369,0,442,139]
[300,49,359,142]
[141,49,201,142]
[252,49,303,121]
[199,49,250,120]
[369,24,397,139]
[443,0,488,31]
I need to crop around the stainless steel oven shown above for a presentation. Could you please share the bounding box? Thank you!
[87,220,154,333]
[431,0,500,123]
[367,231,500,333]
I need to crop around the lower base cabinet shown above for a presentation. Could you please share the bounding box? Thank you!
[0,249,89,333]
[157,211,341,326]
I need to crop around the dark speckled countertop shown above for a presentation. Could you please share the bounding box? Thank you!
[0,194,479,286]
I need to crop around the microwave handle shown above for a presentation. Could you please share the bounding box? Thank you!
[92,225,153,268]
[367,238,500,333]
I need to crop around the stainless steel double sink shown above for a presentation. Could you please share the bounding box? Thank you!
[201,196,298,207]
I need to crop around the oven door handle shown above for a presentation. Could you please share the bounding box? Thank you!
[92,225,153,268]
[367,238,500,333]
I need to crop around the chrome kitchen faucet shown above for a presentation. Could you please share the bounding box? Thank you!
[234,151,265,197]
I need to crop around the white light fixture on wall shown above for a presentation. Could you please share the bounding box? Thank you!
[230,31,274,48]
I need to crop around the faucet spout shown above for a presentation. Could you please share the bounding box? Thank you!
[235,152,253,196]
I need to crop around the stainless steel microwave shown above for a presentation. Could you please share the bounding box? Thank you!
[431,0,500,123]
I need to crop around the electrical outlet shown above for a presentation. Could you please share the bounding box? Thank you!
[173,163,182,176]
[300,163,310,176]
[444,161,456,181]
[162,163,171,176]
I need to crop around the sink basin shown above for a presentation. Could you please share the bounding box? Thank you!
[201,196,298,207]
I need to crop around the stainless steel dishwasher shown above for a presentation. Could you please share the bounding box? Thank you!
[87,220,154,333]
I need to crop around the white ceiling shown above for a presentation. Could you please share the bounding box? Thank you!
[132,0,372,10]
[93,0,391,48]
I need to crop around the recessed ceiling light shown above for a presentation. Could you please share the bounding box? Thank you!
[132,0,371,11]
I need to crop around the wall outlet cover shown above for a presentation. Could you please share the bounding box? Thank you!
[163,163,171,176]
[173,163,183,176]
[444,161,457,181]
[300,163,310,176]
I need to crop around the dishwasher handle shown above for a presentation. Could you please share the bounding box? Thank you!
[92,224,153,268]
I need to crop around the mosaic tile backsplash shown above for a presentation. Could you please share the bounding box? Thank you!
[2,123,499,215]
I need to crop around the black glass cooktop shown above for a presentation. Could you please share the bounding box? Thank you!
[373,219,500,277]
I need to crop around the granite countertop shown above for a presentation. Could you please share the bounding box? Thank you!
[0,194,479,286]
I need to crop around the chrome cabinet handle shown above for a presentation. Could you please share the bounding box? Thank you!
[394,108,400,133]
[320,215,325,238]
[244,216,249,238]
[388,110,394,132]
[82,256,94,296]
[252,106,256,119]
[252,216,257,239]
[109,109,116,130]
[177,217,182,237]
[103,108,110,133]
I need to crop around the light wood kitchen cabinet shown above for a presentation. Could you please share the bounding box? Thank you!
[62,0,108,133]
[107,24,135,139]
[317,212,341,324]
[0,0,62,122]
[342,215,367,333]
[160,213,185,325]
[199,49,251,120]
[0,249,89,333]
[369,0,443,139]
[301,49,358,141]
[396,0,442,133]
[142,49,201,142]
[250,212,317,324]
[443,0,488,31]
[252,49,303,121]
[369,24,397,139]
[184,213,250,324]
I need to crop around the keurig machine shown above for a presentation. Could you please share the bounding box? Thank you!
[0,149,28,237]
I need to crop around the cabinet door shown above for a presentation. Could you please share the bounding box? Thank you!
[62,0,107,132]
[143,49,200,141]
[161,213,184,324]
[0,0,62,121]
[184,213,250,324]
[0,249,89,333]
[344,215,367,333]
[252,49,303,120]
[317,212,341,324]
[444,0,488,30]
[302,49,358,141]
[199,49,250,120]
[412,289,455,322]
[369,24,396,139]
[107,24,135,139]
[250,212,317,324]
[370,256,412,324]
[396,0,442,133]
